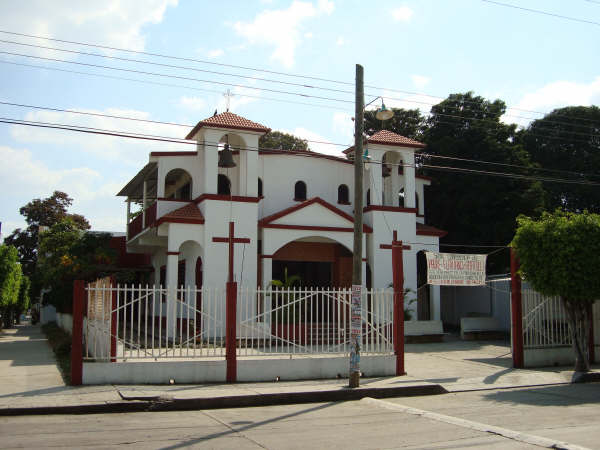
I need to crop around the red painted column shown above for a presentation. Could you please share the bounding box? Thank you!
[226,281,237,383]
[71,280,85,385]
[110,276,117,363]
[588,303,595,364]
[392,240,406,376]
[510,248,524,368]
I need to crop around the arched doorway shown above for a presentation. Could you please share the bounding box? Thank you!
[195,257,203,336]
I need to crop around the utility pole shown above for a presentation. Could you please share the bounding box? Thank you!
[349,64,364,388]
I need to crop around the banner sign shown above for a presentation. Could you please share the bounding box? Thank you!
[349,284,362,372]
[425,252,487,286]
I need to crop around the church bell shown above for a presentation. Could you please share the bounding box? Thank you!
[218,144,236,168]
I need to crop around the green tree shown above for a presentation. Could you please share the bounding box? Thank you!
[422,92,545,271]
[0,245,23,328]
[37,218,115,312]
[520,106,600,213]
[259,131,309,152]
[4,191,90,278]
[512,210,600,372]
[14,275,30,324]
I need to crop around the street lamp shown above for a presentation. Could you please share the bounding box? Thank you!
[350,66,393,388]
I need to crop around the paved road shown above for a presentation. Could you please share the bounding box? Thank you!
[2,384,597,449]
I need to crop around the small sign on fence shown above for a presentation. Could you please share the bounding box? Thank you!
[425,252,487,286]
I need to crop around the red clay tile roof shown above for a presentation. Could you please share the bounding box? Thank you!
[343,130,425,153]
[157,203,205,225]
[186,111,271,139]
[416,223,447,237]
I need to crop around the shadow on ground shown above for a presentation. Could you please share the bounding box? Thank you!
[483,384,600,406]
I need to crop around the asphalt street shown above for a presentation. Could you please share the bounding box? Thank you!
[2,384,598,449]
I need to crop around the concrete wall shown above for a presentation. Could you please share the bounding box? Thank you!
[441,278,511,331]
[40,304,56,325]
[56,312,73,335]
[82,355,395,384]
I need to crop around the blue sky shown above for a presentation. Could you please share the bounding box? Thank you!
[1,0,599,237]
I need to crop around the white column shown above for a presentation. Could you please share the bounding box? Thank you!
[202,132,219,194]
[403,151,416,209]
[391,155,401,208]
[142,180,147,224]
[166,252,179,339]
[126,199,131,239]
[262,257,272,289]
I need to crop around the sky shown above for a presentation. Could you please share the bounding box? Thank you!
[1,0,599,238]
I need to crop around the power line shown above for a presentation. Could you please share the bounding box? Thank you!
[0,38,354,96]
[2,116,599,187]
[4,39,596,133]
[0,28,597,125]
[480,0,600,27]
[4,99,600,170]
[3,53,598,144]
[0,50,354,105]
[0,59,347,113]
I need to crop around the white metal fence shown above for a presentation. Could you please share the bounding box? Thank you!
[83,284,395,362]
[522,287,582,349]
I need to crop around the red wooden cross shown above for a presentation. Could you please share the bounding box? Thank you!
[212,221,251,283]
[379,230,410,376]
[379,231,411,252]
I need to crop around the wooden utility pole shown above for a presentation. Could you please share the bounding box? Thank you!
[349,64,364,388]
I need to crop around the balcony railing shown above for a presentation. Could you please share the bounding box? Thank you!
[127,201,157,240]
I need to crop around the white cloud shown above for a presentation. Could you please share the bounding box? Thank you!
[1,1,178,58]
[0,146,125,233]
[179,96,207,111]
[336,36,345,46]
[207,49,224,58]
[392,6,414,22]
[10,108,189,166]
[506,77,600,126]
[332,111,353,141]
[411,74,430,90]
[232,1,334,68]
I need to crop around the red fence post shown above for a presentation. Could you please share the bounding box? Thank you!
[71,279,85,385]
[226,281,237,383]
[588,303,595,364]
[110,276,117,362]
[392,240,406,376]
[510,248,524,368]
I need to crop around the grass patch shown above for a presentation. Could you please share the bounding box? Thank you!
[41,322,71,385]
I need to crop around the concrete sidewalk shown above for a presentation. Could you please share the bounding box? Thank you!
[0,323,597,416]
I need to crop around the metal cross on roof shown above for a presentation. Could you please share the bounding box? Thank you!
[223,89,234,112]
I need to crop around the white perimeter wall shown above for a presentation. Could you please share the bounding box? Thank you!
[82,355,395,384]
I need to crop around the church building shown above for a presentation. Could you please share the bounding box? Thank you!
[117,111,446,320]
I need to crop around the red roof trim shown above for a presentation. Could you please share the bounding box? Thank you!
[416,223,447,237]
[194,194,260,204]
[363,205,418,214]
[156,203,205,226]
[261,224,372,233]
[259,197,373,233]
[186,111,271,139]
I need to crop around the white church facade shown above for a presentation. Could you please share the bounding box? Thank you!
[117,111,446,321]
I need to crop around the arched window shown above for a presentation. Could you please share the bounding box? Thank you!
[165,168,192,200]
[415,193,419,212]
[258,178,263,197]
[366,189,371,206]
[294,181,307,201]
[218,174,231,195]
[337,184,349,204]
[399,188,405,207]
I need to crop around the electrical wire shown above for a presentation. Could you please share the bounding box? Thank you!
[3,99,600,178]
[0,59,347,112]
[0,28,598,125]
[2,116,599,187]
[0,50,354,104]
[479,0,600,27]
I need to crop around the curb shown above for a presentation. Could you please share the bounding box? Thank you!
[0,384,446,416]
